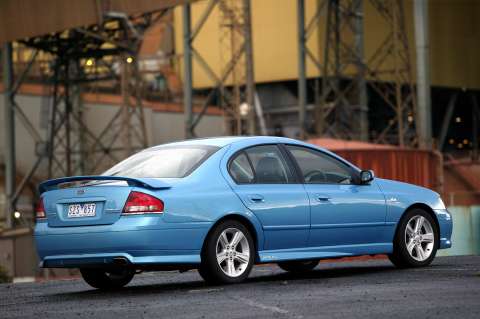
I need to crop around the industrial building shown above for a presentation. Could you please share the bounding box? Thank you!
[0,0,479,279]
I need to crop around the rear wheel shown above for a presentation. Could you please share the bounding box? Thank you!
[388,208,438,268]
[80,268,135,290]
[277,260,319,273]
[199,220,254,284]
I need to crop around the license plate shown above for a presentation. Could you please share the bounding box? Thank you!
[67,203,96,218]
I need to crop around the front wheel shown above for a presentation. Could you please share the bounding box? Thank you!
[199,220,254,284]
[80,268,135,290]
[389,209,438,268]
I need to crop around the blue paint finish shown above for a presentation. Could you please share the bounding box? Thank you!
[259,243,392,262]
[229,184,310,250]
[305,181,387,247]
[35,136,453,268]
[375,178,452,245]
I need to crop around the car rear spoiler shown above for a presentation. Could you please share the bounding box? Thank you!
[39,175,172,194]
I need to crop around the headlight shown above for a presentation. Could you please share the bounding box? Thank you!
[433,197,447,210]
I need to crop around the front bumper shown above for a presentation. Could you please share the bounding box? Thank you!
[35,216,211,268]
[434,209,453,249]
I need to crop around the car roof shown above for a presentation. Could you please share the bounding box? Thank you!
[146,136,361,171]
[149,136,307,149]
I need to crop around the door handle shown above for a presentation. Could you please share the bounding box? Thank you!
[248,194,265,202]
[315,194,331,202]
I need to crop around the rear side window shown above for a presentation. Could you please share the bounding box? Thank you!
[245,145,294,184]
[229,152,254,184]
[228,145,294,184]
[103,145,219,178]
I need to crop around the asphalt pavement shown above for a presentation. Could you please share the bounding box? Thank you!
[1,256,479,319]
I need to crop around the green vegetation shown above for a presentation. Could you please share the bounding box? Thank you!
[0,265,11,283]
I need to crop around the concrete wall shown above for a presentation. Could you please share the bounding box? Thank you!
[439,206,480,257]
[0,92,224,181]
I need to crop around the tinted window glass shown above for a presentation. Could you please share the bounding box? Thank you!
[245,145,294,184]
[229,152,254,184]
[286,145,353,184]
[103,145,219,178]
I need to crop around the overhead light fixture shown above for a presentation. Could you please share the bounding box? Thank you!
[239,102,250,117]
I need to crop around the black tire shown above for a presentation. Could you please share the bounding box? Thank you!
[388,208,439,268]
[199,220,255,284]
[277,260,319,273]
[80,268,135,290]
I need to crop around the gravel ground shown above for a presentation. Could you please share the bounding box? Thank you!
[1,256,479,319]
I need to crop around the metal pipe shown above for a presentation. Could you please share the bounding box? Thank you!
[183,4,193,139]
[354,0,368,141]
[243,0,256,135]
[414,0,432,149]
[3,43,15,229]
[297,0,306,139]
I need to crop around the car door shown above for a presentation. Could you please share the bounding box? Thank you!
[228,145,310,251]
[284,145,387,248]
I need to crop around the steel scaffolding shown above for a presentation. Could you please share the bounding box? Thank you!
[19,13,161,178]
[183,0,257,138]
[368,0,418,147]
[297,0,418,146]
[1,11,164,226]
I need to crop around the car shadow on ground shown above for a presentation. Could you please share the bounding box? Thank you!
[49,263,397,300]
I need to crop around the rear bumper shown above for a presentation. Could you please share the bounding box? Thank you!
[434,209,453,249]
[35,216,211,268]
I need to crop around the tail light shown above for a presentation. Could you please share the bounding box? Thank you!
[35,199,46,219]
[122,191,164,215]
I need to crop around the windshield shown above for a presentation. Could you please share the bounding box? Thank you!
[102,145,219,178]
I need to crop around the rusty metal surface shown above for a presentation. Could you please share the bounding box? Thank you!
[0,0,191,44]
[336,149,442,191]
[308,138,443,191]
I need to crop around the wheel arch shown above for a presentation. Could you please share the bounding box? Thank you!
[394,203,441,245]
[201,214,261,262]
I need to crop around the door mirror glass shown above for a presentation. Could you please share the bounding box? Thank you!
[360,170,375,184]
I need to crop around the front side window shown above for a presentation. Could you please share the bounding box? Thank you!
[245,145,294,184]
[103,145,219,178]
[286,145,353,184]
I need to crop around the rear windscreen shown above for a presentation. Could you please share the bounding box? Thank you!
[102,145,220,178]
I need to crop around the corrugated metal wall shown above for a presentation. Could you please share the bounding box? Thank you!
[335,149,443,192]
[307,139,443,192]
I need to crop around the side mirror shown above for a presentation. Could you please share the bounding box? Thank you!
[359,170,375,184]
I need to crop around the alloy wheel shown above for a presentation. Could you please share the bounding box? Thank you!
[216,227,250,277]
[404,215,435,262]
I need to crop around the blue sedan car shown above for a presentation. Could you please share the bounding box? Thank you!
[35,136,452,289]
